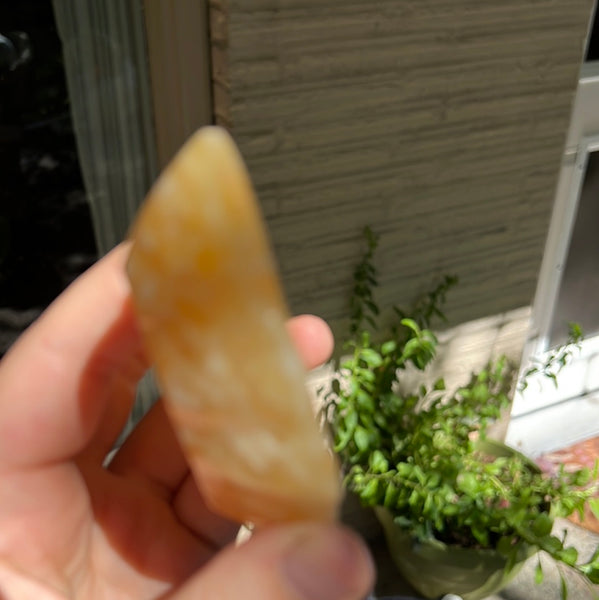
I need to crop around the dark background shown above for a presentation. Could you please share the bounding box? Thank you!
[0,1,97,355]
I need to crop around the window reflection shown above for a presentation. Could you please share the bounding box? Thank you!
[549,151,599,346]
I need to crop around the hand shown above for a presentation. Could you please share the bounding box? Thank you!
[0,244,374,600]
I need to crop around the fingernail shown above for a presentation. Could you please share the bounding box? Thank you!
[282,526,374,600]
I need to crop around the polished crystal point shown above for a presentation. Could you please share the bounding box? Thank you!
[127,127,340,525]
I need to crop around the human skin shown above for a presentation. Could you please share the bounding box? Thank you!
[0,244,374,600]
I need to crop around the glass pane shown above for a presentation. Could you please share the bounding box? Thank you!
[0,1,97,356]
[549,150,599,346]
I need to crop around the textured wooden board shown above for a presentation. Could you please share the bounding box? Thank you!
[209,0,594,334]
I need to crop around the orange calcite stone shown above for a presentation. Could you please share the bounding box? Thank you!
[127,127,341,525]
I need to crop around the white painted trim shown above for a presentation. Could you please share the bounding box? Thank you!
[526,135,599,360]
[513,136,599,422]
[546,136,599,348]
[507,392,599,457]
[519,66,599,374]
[510,68,599,453]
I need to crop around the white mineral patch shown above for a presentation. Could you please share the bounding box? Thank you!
[203,350,230,379]
[154,173,177,199]
[166,382,192,407]
[260,307,280,332]
[231,430,280,473]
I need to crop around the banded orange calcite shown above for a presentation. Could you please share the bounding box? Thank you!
[127,127,341,526]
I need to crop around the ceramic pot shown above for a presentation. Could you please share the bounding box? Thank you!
[374,439,539,600]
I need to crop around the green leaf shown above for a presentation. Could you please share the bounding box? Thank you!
[589,498,599,523]
[471,383,490,403]
[333,410,358,452]
[373,411,388,428]
[383,482,399,508]
[397,463,412,478]
[400,318,421,335]
[358,369,376,383]
[434,378,446,391]
[401,338,423,360]
[423,493,433,514]
[532,513,553,538]
[584,545,599,567]
[534,558,543,585]
[345,410,358,430]
[353,426,370,452]
[412,465,426,485]
[568,322,583,343]
[494,357,507,379]
[356,389,375,412]
[381,340,397,356]
[472,526,489,547]
[360,478,379,504]
[432,431,451,450]
[408,490,420,507]
[443,503,459,516]
[558,546,578,566]
[360,348,383,368]
[560,574,568,600]
[369,450,389,474]
[542,535,563,555]
[497,536,515,556]
[457,472,479,496]
[580,561,599,584]
[426,472,441,489]
[573,467,590,486]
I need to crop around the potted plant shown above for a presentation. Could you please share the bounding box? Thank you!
[322,228,599,600]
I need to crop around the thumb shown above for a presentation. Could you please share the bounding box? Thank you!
[172,523,375,600]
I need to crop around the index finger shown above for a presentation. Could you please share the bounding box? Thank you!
[0,243,148,469]
[0,244,335,471]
